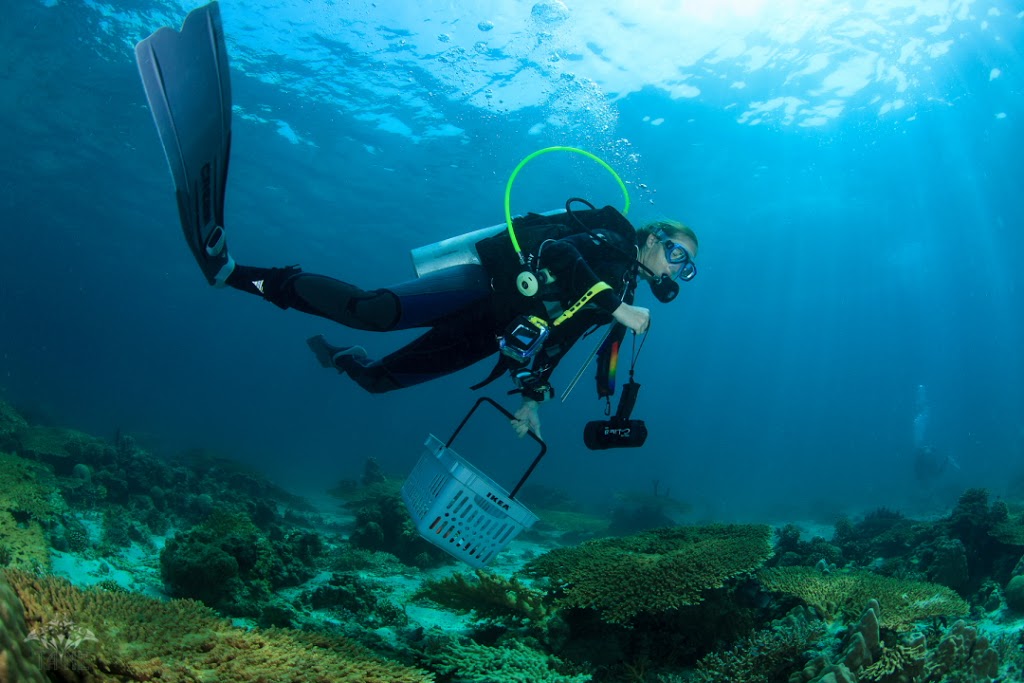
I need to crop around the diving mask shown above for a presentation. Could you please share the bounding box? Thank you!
[655,230,697,282]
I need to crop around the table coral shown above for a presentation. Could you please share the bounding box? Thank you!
[4,569,433,682]
[522,524,773,624]
[758,566,969,630]
[19,425,106,466]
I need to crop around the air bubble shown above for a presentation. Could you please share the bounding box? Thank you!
[531,1,570,23]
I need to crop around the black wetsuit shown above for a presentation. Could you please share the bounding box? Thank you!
[228,206,639,395]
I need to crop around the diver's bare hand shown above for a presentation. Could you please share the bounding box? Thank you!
[612,302,650,334]
[512,399,542,440]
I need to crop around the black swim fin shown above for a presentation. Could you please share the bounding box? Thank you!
[135,2,235,287]
[306,335,368,374]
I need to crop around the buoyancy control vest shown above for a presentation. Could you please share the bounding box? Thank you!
[470,202,640,394]
[475,203,637,318]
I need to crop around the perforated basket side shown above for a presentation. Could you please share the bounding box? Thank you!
[401,437,450,523]
[401,435,538,567]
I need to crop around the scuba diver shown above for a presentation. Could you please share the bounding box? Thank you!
[135,3,698,440]
[911,384,961,484]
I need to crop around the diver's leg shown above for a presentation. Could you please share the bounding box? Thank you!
[333,317,498,393]
[226,263,490,332]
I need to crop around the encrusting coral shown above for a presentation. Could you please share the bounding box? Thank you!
[522,524,773,624]
[758,566,969,630]
[3,569,433,682]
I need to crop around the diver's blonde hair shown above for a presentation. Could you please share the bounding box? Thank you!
[638,219,698,257]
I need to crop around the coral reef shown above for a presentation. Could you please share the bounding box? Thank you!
[159,507,323,617]
[299,572,407,629]
[758,566,970,630]
[335,480,450,567]
[523,524,773,624]
[823,493,1023,598]
[0,397,1019,683]
[771,523,844,569]
[4,569,433,682]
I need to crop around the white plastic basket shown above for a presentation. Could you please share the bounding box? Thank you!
[402,434,540,568]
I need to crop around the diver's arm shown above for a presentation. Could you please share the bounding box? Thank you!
[539,238,622,314]
[511,399,541,440]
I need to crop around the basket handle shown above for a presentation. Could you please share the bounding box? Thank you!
[446,396,548,499]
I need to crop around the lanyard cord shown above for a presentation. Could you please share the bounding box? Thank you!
[628,323,649,379]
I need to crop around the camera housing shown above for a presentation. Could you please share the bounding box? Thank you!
[583,379,648,450]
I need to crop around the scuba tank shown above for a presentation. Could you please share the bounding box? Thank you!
[410,210,566,278]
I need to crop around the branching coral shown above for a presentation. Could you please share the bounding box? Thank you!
[522,524,773,624]
[0,573,48,682]
[413,569,550,625]
[859,637,926,682]
[758,566,969,630]
[4,569,433,682]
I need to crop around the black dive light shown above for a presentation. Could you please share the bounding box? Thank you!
[583,380,648,450]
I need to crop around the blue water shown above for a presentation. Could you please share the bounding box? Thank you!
[1,0,1021,525]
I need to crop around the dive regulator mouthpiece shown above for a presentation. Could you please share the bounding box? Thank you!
[649,275,679,303]
[517,271,539,296]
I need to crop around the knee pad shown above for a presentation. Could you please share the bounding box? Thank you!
[347,291,401,332]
